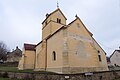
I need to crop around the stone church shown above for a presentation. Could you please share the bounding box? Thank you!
[18,8,108,74]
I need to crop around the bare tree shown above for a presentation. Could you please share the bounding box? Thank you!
[0,41,9,62]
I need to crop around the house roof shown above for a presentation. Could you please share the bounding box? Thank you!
[24,43,36,51]
[117,50,120,52]
[110,50,120,58]
[42,8,67,24]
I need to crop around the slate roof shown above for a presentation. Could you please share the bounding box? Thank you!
[110,50,120,58]
[42,8,67,24]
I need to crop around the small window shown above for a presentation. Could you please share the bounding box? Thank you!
[57,18,59,23]
[57,18,61,23]
[77,23,80,28]
[52,51,56,61]
[59,19,61,23]
[98,50,100,53]
[98,55,102,62]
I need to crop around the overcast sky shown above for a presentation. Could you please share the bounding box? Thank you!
[0,0,120,56]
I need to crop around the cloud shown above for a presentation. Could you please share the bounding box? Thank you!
[0,0,42,49]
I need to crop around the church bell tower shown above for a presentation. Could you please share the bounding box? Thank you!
[42,8,67,40]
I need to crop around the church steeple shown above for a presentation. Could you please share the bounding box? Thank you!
[42,8,67,40]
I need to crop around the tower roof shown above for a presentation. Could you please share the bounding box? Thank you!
[42,8,67,24]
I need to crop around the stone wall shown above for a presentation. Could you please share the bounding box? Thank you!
[0,70,120,80]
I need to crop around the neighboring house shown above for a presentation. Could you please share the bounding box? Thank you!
[7,46,22,62]
[106,57,110,64]
[18,8,108,74]
[18,44,36,69]
[110,50,120,67]
[106,57,112,67]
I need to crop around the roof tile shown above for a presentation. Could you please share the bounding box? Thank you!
[24,43,36,51]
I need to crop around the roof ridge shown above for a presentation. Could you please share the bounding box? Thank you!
[24,43,36,51]
[24,43,36,46]
[67,16,93,36]
[42,8,67,24]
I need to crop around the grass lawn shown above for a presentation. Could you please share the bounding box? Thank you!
[0,66,57,80]
[0,66,56,74]
[0,78,10,80]
[0,77,24,80]
[0,67,18,72]
[0,67,33,73]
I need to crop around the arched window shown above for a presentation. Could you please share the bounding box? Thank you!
[52,51,56,61]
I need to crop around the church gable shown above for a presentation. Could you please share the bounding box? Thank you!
[67,17,93,41]
[66,17,107,68]
[42,8,66,27]
[49,8,67,24]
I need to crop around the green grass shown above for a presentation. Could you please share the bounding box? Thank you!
[0,78,10,80]
[0,67,33,73]
[0,67,18,72]
[0,66,57,74]
[0,77,24,80]
[0,66,57,80]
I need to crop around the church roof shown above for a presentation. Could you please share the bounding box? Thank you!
[92,37,107,55]
[37,17,93,47]
[68,16,93,36]
[42,8,67,24]
[24,43,36,51]
[36,41,42,47]
[46,26,65,40]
